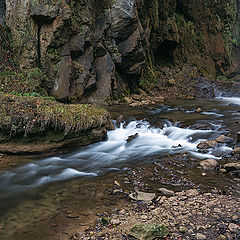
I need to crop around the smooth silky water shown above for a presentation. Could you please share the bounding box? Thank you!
[0,97,240,240]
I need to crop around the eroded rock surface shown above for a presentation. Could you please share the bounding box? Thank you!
[4,0,240,102]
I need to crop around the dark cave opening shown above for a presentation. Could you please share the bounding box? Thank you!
[155,40,177,66]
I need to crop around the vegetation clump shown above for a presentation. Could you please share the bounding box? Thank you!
[129,224,169,240]
[0,94,111,140]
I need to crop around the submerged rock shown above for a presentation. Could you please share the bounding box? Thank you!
[127,133,139,143]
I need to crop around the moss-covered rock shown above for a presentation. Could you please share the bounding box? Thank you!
[0,94,113,153]
[129,224,169,240]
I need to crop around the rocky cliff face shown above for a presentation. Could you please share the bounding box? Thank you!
[2,0,240,101]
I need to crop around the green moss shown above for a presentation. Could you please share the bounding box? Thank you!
[0,68,46,96]
[0,94,110,141]
[139,66,159,91]
[129,224,169,240]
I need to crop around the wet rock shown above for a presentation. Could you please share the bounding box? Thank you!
[158,188,175,197]
[232,147,240,154]
[196,233,207,239]
[127,133,139,143]
[197,140,217,149]
[228,223,239,233]
[223,162,240,172]
[200,159,218,170]
[215,135,233,143]
[129,191,156,202]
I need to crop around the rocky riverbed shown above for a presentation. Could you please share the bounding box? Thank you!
[0,97,240,240]
[72,189,240,240]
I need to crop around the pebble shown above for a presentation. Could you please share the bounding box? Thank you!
[129,191,156,202]
[228,223,239,232]
[213,208,222,214]
[186,189,199,197]
[196,233,207,239]
[179,226,187,233]
[158,188,175,196]
[110,219,121,225]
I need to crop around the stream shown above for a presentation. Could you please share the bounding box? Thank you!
[0,97,240,240]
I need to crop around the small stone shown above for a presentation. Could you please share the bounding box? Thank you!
[114,180,121,187]
[110,218,120,225]
[196,233,206,239]
[213,208,221,214]
[201,173,207,176]
[130,102,141,107]
[232,215,239,221]
[217,234,227,240]
[125,97,133,104]
[232,147,240,154]
[220,169,227,173]
[67,213,79,218]
[200,159,218,170]
[195,107,202,113]
[158,188,175,197]
[131,94,142,101]
[119,209,126,215]
[179,226,187,233]
[129,191,156,202]
[228,223,239,233]
[127,133,139,143]
[186,189,199,197]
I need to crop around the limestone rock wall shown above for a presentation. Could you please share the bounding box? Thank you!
[4,0,240,101]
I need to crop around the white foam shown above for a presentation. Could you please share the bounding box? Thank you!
[217,97,240,105]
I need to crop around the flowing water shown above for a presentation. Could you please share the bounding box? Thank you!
[0,97,240,240]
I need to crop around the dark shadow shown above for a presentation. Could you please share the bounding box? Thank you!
[155,40,177,66]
